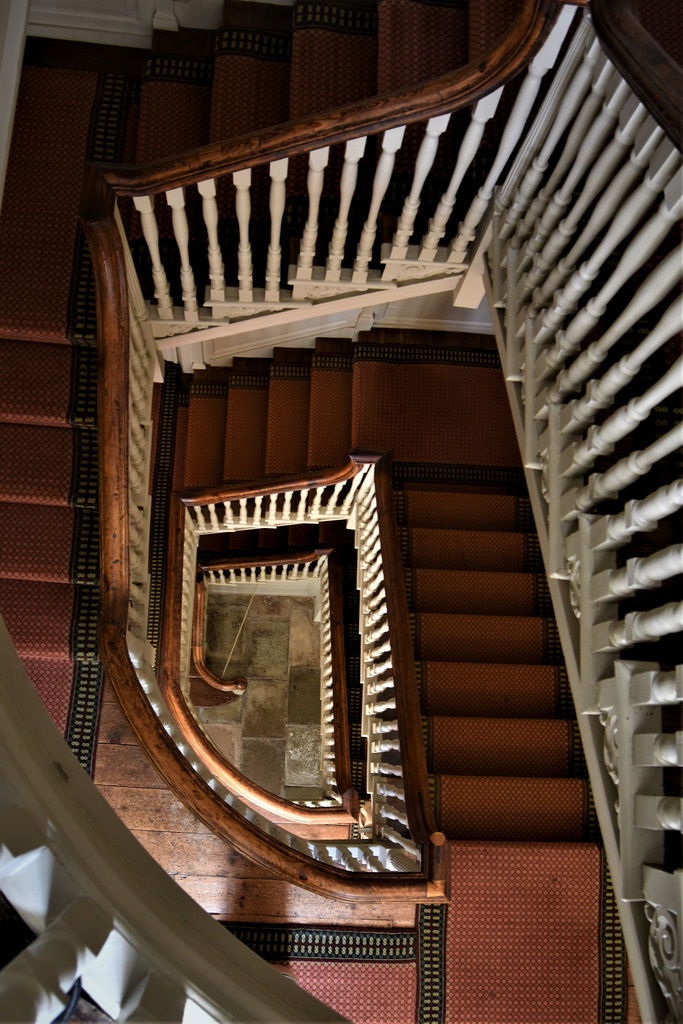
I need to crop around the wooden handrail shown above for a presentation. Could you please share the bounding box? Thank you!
[161,497,357,826]
[372,455,445,850]
[591,0,682,152]
[82,0,580,902]
[192,579,247,693]
[82,0,560,207]
[327,553,354,800]
[179,457,367,507]
[199,548,332,572]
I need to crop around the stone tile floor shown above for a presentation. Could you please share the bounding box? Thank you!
[198,592,323,798]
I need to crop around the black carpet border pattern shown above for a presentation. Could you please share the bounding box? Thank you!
[225,916,449,1021]
[69,72,139,346]
[216,27,292,62]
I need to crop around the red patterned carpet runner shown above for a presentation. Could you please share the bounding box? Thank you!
[0,11,641,1020]
[227,843,624,1023]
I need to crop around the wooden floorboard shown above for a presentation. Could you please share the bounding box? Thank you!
[94,683,417,927]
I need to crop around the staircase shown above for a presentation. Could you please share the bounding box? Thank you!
[0,0,680,1020]
[164,325,622,1021]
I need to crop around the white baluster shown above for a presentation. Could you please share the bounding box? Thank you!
[296,147,329,279]
[536,117,665,308]
[353,126,405,283]
[562,355,683,474]
[265,158,288,301]
[419,94,501,258]
[571,421,683,513]
[198,178,225,300]
[634,731,683,768]
[635,795,683,832]
[595,600,683,651]
[591,479,683,550]
[594,543,683,602]
[326,137,367,280]
[165,187,198,321]
[132,195,173,319]
[239,497,248,525]
[253,495,263,527]
[526,94,646,293]
[233,168,254,302]
[535,158,683,361]
[520,72,632,290]
[552,250,683,408]
[516,54,619,261]
[297,488,309,521]
[390,114,451,256]
[369,698,396,715]
[493,10,587,301]
[501,36,602,244]
[282,490,293,521]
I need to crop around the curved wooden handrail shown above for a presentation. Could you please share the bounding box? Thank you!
[81,0,560,214]
[372,455,445,849]
[192,579,247,693]
[163,498,357,826]
[179,457,368,508]
[82,0,575,902]
[198,547,332,573]
[591,0,682,152]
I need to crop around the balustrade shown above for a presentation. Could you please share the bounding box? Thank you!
[485,7,682,1019]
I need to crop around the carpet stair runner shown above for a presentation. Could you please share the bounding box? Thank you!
[2,4,667,1019]
[175,327,625,1021]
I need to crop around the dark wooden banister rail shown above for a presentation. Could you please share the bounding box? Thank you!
[198,548,332,573]
[191,579,247,694]
[161,500,358,825]
[591,0,682,152]
[81,0,559,208]
[179,456,366,508]
[90,0,683,899]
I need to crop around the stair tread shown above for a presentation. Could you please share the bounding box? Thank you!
[0,422,98,508]
[396,488,533,532]
[0,504,98,585]
[417,661,570,720]
[401,525,541,572]
[414,611,561,664]
[432,773,590,842]
[0,578,99,663]
[425,715,575,778]
[407,566,551,616]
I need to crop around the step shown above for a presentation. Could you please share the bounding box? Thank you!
[210,2,292,225]
[0,423,98,507]
[223,360,271,482]
[396,488,533,532]
[406,567,552,616]
[182,373,230,488]
[307,339,353,470]
[264,348,313,475]
[20,657,81,734]
[0,579,99,663]
[0,340,97,429]
[413,612,562,664]
[424,716,577,778]
[432,774,592,842]
[351,337,521,466]
[0,66,102,345]
[401,526,542,572]
[417,662,572,720]
[0,504,98,585]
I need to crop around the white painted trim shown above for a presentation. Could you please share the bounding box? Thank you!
[27,0,156,49]
[0,615,346,1022]
[0,0,30,217]
[483,266,665,1024]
